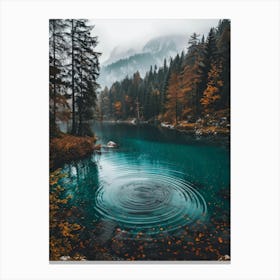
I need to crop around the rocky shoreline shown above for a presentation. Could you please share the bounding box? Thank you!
[100,118,230,137]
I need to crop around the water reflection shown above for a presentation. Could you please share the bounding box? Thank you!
[61,158,100,226]
[57,123,230,260]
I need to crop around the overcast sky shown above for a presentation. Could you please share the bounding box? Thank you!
[90,19,220,64]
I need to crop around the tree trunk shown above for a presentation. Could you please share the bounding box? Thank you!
[175,90,178,125]
[71,19,76,135]
[53,20,57,128]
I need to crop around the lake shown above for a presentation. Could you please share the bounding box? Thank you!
[58,122,230,260]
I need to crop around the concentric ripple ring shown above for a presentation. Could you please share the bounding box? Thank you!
[94,165,207,234]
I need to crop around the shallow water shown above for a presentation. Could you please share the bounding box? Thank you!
[58,123,230,260]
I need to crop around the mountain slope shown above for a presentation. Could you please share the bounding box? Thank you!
[98,34,187,88]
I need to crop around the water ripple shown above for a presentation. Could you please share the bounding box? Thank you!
[94,158,207,235]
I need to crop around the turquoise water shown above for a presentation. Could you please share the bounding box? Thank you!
[59,123,230,260]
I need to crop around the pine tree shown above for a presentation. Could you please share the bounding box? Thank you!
[200,61,223,113]
[216,19,230,109]
[188,32,200,46]
[99,86,110,121]
[181,32,204,118]
[67,19,100,135]
[205,27,218,65]
[49,19,70,136]
[165,72,183,124]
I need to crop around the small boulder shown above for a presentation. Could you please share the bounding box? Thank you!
[60,255,71,261]
[107,141,117,148]
[218,255,230,261]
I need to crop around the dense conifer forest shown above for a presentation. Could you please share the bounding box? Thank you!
[99,20,230,132]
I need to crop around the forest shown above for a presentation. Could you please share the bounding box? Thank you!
[49,19,102,172]
[50,19,230,138]
[99,19,230,134]
[49,19,100,137]
[49,19,230,261]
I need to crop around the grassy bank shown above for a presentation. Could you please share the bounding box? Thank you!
[50,133,99,170]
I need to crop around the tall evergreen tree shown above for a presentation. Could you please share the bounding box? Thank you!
[49,19,70,136]
[200,60,223,113]
[67,19,100,135]
[216,19,230,109]
[165,72,183,124]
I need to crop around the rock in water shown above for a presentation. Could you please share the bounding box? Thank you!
[218,255,230,261]
[60,256,71,261]
[107,141,117,148]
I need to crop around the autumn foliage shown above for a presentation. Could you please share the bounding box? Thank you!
[99,20,230,130]
[50,134,97,170]
[50,169,86,260]
[201,61,223,113]
[164,73,183,124]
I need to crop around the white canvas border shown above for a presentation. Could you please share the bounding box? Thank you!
[0,0,279,279]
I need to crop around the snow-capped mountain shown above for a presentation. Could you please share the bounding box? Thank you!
[98,34,187,88]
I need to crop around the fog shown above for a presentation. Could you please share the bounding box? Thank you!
[90,19,220,64]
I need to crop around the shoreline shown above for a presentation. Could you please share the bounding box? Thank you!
[98,119,230,137]
[50,119,229,171]
[50,133,100,171]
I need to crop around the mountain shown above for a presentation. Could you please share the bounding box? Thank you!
[143,34,186,57]
[98,34,187,88]
[103,46,138,66]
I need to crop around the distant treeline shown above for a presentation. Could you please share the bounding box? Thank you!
[49,19,100,137]
[99,19,230,124]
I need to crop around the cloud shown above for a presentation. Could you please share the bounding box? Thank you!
[90,19,220,63]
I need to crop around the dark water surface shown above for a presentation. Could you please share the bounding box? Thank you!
[59,123,230,260]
